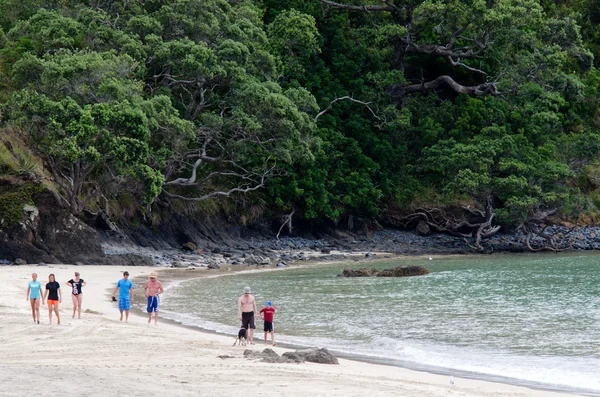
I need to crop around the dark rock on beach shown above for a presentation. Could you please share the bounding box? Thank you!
[282,352,304,363]
[182,242,197,251]
[295,348,339,365]
[243,348,337,364]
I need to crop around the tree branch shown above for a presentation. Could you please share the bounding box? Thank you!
[315,96,381,122]
[386,75,500,98]
[320,0,396,12]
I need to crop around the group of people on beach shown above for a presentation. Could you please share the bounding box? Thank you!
[26,271,164,325]
[238,286,276,346]
[26,272,86,325]
[27,271,276,345]
[110,271,164,324]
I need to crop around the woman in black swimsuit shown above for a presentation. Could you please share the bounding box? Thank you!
[66,272,86,319]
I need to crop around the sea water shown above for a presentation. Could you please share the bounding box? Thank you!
[156,253,600,395]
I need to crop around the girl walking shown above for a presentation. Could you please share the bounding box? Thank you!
[43,274,62,325]
[66,272,86,319]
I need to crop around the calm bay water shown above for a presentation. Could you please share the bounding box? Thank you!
[158,253,600,395]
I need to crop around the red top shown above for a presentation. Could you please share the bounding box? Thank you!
[260,306,275,322]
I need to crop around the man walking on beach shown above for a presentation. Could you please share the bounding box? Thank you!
[111,271,134,322]
[26,273,43,324]
[144,272,163,325]
[238,286,257,344]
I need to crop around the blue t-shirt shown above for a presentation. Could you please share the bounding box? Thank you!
[28,280,42,299]
[116,279,133,299]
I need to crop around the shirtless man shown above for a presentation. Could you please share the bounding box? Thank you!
[144,272,164,324]
[238,286,258,344]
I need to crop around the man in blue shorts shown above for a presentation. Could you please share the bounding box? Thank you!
[144,272,163,325]
[111,271,134,322]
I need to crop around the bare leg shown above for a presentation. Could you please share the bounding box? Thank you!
[54,304,60,325]
[264,331,267,345]
[77,294,82,318]
[270,331,275,346]
[119,310,123,321]
[125,310,129,322]
[35,299,41,323]
[148,312,152,323]
[48,303,53,324]
[71,295,77,318]
[30,299,36,323]
[154,311,158,324]
[249,328,254,344]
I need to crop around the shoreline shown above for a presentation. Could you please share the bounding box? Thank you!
[132,260,595,397]
[0,263,585,397]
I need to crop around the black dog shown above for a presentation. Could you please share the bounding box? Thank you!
[233,327,247,346]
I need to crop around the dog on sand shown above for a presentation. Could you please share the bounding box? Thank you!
[233,327,247,346]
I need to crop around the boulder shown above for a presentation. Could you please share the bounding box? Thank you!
[341,268,379,277]
[378,265,429,277]
[340,265,429,277]
[14,258,27,266]
[171,261,187,268]
[321,249,331,254]
[282,352,304,363]
[415,220,431,236]
[207,263,220,270]
[183,242,197,251]
[295,348,339,365]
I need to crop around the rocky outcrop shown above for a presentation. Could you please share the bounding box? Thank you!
[243,348,338,364]
[0,188,104,263]
[295,348,339,364]
[341,268,379,277]
[340,265,429,277]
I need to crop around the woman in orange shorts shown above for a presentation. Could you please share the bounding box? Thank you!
[43,274,62,325]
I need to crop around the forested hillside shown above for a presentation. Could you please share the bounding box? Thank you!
[1,0,600,242]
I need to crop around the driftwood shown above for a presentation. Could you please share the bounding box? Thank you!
[519,221,573,253]
[387,198,500,251]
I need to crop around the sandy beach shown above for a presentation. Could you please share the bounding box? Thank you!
[0,264,577,397]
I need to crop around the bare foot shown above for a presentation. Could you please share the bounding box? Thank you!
[120,314,123,321]
[272,343,276,346]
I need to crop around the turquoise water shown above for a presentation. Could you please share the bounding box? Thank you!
[159,253,600,395]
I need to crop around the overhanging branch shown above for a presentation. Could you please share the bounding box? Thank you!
[386,75,500,98]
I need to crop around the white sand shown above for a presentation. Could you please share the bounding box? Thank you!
[0,265,576,397]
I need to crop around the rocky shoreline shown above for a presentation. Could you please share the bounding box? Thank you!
[4,224,595,268]
[2,190,600,267]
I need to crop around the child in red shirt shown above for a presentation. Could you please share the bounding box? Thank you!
[259,301,276,346]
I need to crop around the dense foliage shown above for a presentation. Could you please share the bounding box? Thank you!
[1,0,600,231]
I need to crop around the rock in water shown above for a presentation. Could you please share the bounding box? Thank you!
[340,265,429,277]
[377,265,429,277]
[341,268,379,277]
